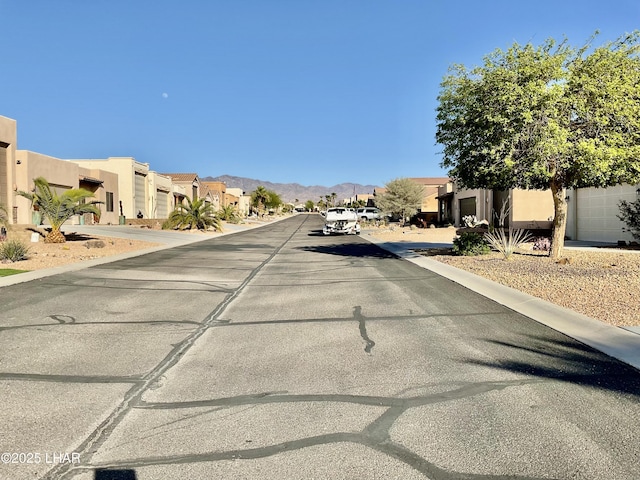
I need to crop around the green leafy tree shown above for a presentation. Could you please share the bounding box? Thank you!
[436,32,640,258]
[165,196,222,231]
[17,177,101,243]
[376,178,424,226]
[304,200,315,211]
[264,189,282,210]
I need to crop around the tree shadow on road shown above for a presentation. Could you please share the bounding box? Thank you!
[298,242,397,259]
[461,333,640,398]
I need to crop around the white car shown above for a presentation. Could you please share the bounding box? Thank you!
[356,207,382,221]
[323,208,361,235]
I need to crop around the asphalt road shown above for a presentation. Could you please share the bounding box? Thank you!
[1,214,639,480]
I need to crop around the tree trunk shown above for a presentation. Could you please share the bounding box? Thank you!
[550,180,567,259]
[45,228,66,244]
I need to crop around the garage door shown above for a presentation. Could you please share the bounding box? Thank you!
[459,197,476,220]
[156,191,169,219]
[134,173,146,216]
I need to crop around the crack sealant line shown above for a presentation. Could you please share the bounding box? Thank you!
[43,215,310,480]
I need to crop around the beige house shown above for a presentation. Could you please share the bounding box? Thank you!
[15,151,119,225]
[226,187,250,217]
[162,173,201,201]
[201,180,226,211]
[69,157,153,219]
[438,182,554,231]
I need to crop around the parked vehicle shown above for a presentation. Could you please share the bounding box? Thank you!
[323,207,361,235]
[356,207,382,221]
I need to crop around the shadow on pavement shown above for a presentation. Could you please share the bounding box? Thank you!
[462,333,640,398]
[95,469,137,479]
[298,242,397,259]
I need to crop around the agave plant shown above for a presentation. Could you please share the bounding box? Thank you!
[165,196,222,232]
[484,228,533,260]
[18,177,101,243]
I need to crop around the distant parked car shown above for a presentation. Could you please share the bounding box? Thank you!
[356,207,382,221]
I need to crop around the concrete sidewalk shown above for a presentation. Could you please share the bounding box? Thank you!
[362,233,640,373]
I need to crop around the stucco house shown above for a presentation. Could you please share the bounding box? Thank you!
[437,183,554,231]
[69,157,175,221]
[226,187,251,217]
[16,151,119,225]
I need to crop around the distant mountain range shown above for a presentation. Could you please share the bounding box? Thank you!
[202,175,380,204]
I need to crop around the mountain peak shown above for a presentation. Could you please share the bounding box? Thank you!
[202,175,379,203]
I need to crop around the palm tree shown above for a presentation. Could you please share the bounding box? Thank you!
[18,177,101,243]
[251,186,270,214]
[217,204,240,223]
[165,196,222,231]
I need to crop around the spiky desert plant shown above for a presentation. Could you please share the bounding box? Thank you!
[484,228,533,260]
[0,239,30,262]
[217,204,241,223]
[17,177,101,243]
[165,196,222,231]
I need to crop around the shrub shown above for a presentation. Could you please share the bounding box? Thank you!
[533,236,551,251]
[0,240,30,262]
[484,228,533,259]
[618,199,640,241]
[452,232,490,256]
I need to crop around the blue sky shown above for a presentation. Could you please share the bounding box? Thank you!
[2,1,638,187]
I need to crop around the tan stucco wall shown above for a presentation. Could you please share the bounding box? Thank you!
[452,186,554,228]
[15,150,79,224]
[226,187,250,216]
[453,188,493,225]
[0,116,17,222]
[14,151,119,225]
[510,189,554,229]
[70,157,147,219]
[79,167,119,225]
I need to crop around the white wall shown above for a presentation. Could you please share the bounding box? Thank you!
[568,185,638,243]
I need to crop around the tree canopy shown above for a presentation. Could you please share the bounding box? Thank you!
[436,32,640,258]
[251,186,282,213]
[376,178,424,225]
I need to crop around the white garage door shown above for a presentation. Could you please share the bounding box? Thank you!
[156,191,169,218]
[134,173,146,216]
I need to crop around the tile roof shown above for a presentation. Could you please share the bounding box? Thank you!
[160,173,199,182]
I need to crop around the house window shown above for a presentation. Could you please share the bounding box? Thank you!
[106,192,114,212]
